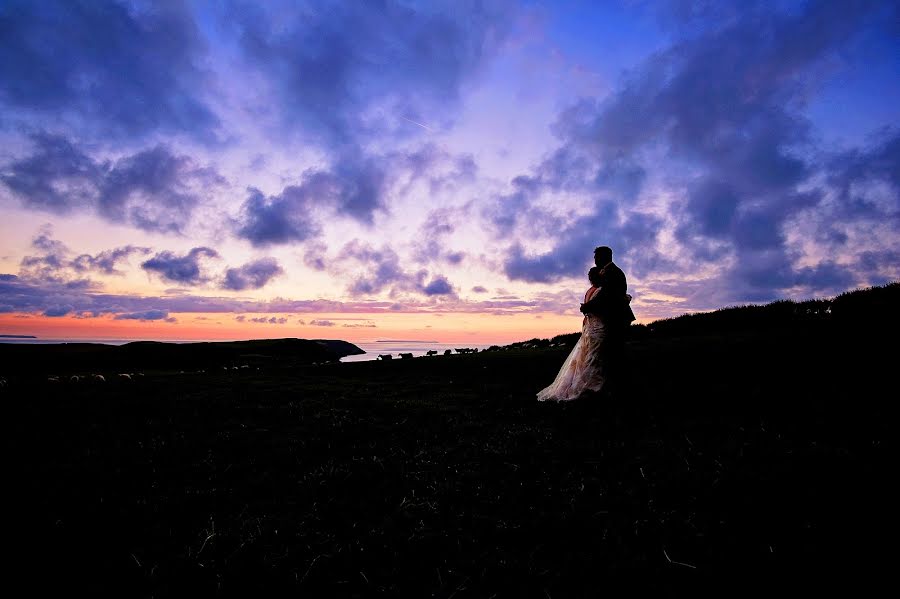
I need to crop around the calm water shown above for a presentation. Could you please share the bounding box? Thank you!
[340,341,492,362]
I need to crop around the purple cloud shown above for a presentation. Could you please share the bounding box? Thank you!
[1,134,224,233]
[42,304,73,317]
[487,0,897,302]
[230,2,511,149]
[422,276,454,296]
[71,246,151,275]
[248,316,287,324]
[141,247,219,285]
[114,309,176,322]
[0,0,218,141]
[235,145,479,246]
[222,257,284,291]
[18,227,147,283]
[234,186,322,248]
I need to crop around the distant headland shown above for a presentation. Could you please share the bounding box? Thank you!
[0,337,364,375]
[0,334,37,339]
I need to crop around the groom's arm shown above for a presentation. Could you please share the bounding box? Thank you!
[580,293,606,315]
[581,270,625,314]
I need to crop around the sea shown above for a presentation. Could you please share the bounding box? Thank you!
[0,337,494,362]
[340,341,493,362]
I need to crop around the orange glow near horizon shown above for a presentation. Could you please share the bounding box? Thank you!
[0,311,593,345]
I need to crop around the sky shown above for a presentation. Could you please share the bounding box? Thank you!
[1,0,898,344]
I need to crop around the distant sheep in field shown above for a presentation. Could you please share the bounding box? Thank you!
[444,349,452,355]
[0,377,7,388]
[399,353,414,360]
[92,374,106,382]
[426,350,438,356]
[47,376,60,383]
[70,375,81,383]
[239,364,249,369]
[117,373,132,381]
[377,354,393,360]
[455,348,477,354]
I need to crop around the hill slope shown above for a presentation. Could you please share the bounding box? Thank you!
[3,291,894,594]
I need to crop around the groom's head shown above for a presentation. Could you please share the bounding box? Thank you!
[594,246,612,266]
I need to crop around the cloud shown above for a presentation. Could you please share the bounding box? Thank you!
[502,205,664,283]
[471,286,488,293]
[0,134,224,233]
[234,145,479,246]
[233,153,391,245]
[824,129,900,224]
[341,321,376,328]
[249,316,288,324]
[341,241,425,296]
[18,226,147,282]
[0,0,218,141]
[339,240,462,298]
[114,309,176,322]
[71,246,151,275]
[422,276,455,296]
[0,134,100,213]
[222,257,284,291]
[98,146,226,233]
[141,247,220,285]
[309,319,335,327]
[229,1,511,149]
[42,304,73,317]
[412,204,472,265]
[302,242,328,271]
[487,0,897,301]
[0,269,618,318]
[234,186,322,248]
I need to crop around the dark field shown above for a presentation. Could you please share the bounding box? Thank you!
[5,323,893,596]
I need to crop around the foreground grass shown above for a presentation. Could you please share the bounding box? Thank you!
[6,325,892,596]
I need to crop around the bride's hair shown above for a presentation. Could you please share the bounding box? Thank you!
[588,266,602,286]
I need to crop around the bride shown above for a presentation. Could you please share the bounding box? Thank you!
[537,266,611,402]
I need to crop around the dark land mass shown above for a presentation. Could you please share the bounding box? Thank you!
[3,284,896,595]
[0,334,37,338]
[0,337,364,375]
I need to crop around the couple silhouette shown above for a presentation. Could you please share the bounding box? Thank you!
[537,246,635,403]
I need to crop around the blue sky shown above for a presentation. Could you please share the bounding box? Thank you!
[0,0,897,341]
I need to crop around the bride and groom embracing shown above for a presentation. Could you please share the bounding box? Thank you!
[537,246,636,403]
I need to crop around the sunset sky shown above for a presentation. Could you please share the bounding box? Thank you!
[1,0,898,344]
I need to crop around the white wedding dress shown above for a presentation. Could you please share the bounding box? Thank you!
[537,286,607,402]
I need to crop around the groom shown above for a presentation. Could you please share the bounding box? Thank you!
[580,246,636,396]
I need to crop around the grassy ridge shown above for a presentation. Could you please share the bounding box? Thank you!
[5,291,894,595]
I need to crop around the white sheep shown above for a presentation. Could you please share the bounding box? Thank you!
[70,375,81,383]
[93,374,106,382]
[117,373,132,381]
